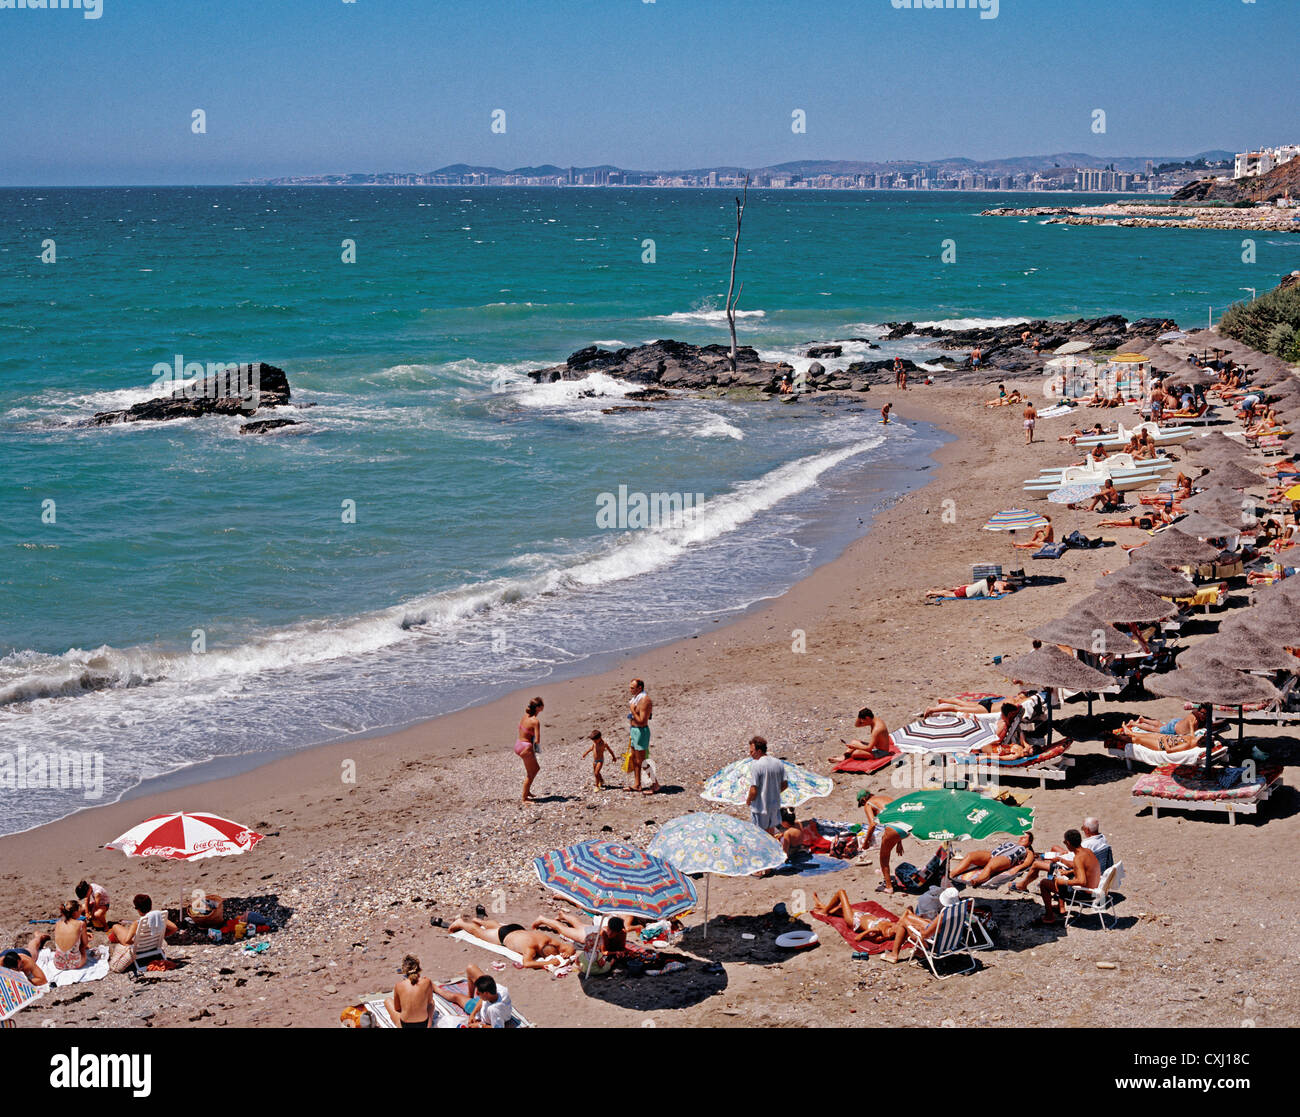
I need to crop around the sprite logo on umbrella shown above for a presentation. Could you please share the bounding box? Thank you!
[876,789,1033,843]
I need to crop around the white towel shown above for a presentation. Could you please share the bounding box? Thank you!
[450,929,525,963]
[37,945,110,986]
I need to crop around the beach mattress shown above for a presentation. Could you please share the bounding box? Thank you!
[1132,764,1282,802]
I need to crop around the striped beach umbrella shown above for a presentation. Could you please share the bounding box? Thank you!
[1048,482,1102,504]
[701,758,832,809]
[105,812,264,861]
[0,969,43,1022]
[649,813,785,938]
[533,840,697,921]
[983,509,1049,532]
[891,713,1000,755]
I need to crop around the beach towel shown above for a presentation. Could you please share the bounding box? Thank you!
[809,901,897,954]
[1120,740,1223,769]
[832,742,900,774]
[1037,405,1074,419]
[36,945,110,987]
[774,853,852,877]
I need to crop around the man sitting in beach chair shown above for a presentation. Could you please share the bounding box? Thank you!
[1033,830,1101,926]
[447,916,576,969]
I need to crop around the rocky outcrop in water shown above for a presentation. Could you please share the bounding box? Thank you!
[89,363,291,425]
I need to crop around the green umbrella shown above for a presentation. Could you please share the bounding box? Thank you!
[876,789,1034,843]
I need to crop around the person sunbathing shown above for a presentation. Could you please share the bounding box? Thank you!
[50,901,91,971]
[1013,519,1054,550]
[1,933,49,986]
[811,890,900,944]
[1129,707,1206,736]
[1058,423,1107,444]
[1247,410,1280,437]
[1086,479,1122,513]
[924,577,1011,600]
[976,702,1032,758]
[529,910,598,944]
[447,916,576,969]
[1098,507,1174,530]
[830,706,892,764]
[882,888,963,963]
[1108,724,1206,755]
[386,954,436,1028]
[983,388,1022,407]
[951,832,1035,886]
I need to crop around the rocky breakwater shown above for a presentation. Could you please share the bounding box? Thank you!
[527,339,928,395]
[879,315,1172,379]
[88,362,300,432]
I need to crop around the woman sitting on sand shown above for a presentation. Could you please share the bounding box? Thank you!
[50,901,91,971]
[983,386,1022,407]
[951,832,1035,886]
[810,890,900,944]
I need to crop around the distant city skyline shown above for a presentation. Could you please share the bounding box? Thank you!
[0,0,1296,186]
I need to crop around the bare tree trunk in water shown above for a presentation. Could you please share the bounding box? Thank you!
[726,176,750,374]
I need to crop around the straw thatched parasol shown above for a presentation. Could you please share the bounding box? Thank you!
[1219,608,1300,645]
[1196,462,1265,491]
[1073,584,1179,623]
[1171,511,1248,539]
[1253,577,1300,605]
[1027,608,1140,655]
[1145,660,1280,774]
[1186,444,1256,469]
[1187,432,1248,455]
[1182,486,1258,518]
[998,645,1116,744]
[1095,559,1197,597]
[1180,635,1298,673]
[1129,528,1223,567]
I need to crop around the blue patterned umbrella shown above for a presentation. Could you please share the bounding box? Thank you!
[649,813,786,877]
[1048,482,1102,504]
[649,813,785,937]
[533,840,697,920]
[701,758,832,808]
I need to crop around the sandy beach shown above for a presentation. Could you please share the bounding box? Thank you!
[4,379,1296,1030]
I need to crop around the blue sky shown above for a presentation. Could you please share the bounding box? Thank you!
[0,0,1295,184]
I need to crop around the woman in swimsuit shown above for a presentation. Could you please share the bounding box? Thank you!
[811,890,899,944]
[51,900,91,971]
[1,934,48,986]
[951,832,1035,886]
[514,696,543,803]
[385,954,435,1029]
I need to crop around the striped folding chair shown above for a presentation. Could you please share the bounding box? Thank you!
[907,897,978,979]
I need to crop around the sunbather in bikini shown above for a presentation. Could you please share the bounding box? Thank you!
[1129,708,1206,736]
[811,890,900,943]
[447,916,576,969]
[1013,519,1053,550]
[975,703,1032,758]
[951,832,1035,886]
[1098,506,1174,530]
[1108,724,1206,755]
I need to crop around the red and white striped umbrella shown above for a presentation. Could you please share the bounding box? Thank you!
[105,812,264,862]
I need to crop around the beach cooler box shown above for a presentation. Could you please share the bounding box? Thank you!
[972,563,1003,582]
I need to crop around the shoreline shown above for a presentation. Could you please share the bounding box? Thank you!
[5,379,1296,1029]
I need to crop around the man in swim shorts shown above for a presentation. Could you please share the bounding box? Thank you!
[628,677,658,793]
[446,916,576,969]
[1023,401,1037,444]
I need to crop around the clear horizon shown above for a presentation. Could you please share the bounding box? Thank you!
[0,0,1295,186]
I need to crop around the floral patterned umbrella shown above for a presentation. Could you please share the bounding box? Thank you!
[701,758,832,808]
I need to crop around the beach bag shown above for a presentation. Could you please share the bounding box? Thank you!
[621,750,633,773]
[340,1005,368,1028]
[829,832,860,859]
[108,944,135,974]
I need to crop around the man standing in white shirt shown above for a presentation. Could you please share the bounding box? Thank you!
[746,736,787,834]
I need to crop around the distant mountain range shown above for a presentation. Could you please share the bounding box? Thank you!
[246,151,1235,185]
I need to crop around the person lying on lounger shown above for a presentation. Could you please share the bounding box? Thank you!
[924,577,1012,600]
[447,916,576,969]
[810,890,900,944]
[951,832,1035,886]
[1108,724,1206,755]
[829,707,892,764]
[1129,707,1206,736]
[1013,518,1054,550]
[975,703,1032,758]
[1058,423,1107,443]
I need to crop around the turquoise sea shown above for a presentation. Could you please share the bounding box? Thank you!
[1,186,1295,832]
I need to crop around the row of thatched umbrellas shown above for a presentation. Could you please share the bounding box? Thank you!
[1006,351,1300,775]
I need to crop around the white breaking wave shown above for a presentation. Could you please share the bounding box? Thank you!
[508,371,638,408]
[652,309,767,323]
[692,414,745,440]
[910,316,1048,330]
[0,434,885,709]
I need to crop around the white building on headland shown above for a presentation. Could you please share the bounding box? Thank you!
[1234,145,1300,179]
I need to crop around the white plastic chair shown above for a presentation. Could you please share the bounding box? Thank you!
[1063,861,1124,930]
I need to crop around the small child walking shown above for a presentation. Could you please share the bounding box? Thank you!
[582,730,617,789]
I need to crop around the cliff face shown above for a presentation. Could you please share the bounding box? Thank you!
[1173,159,1300,203]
